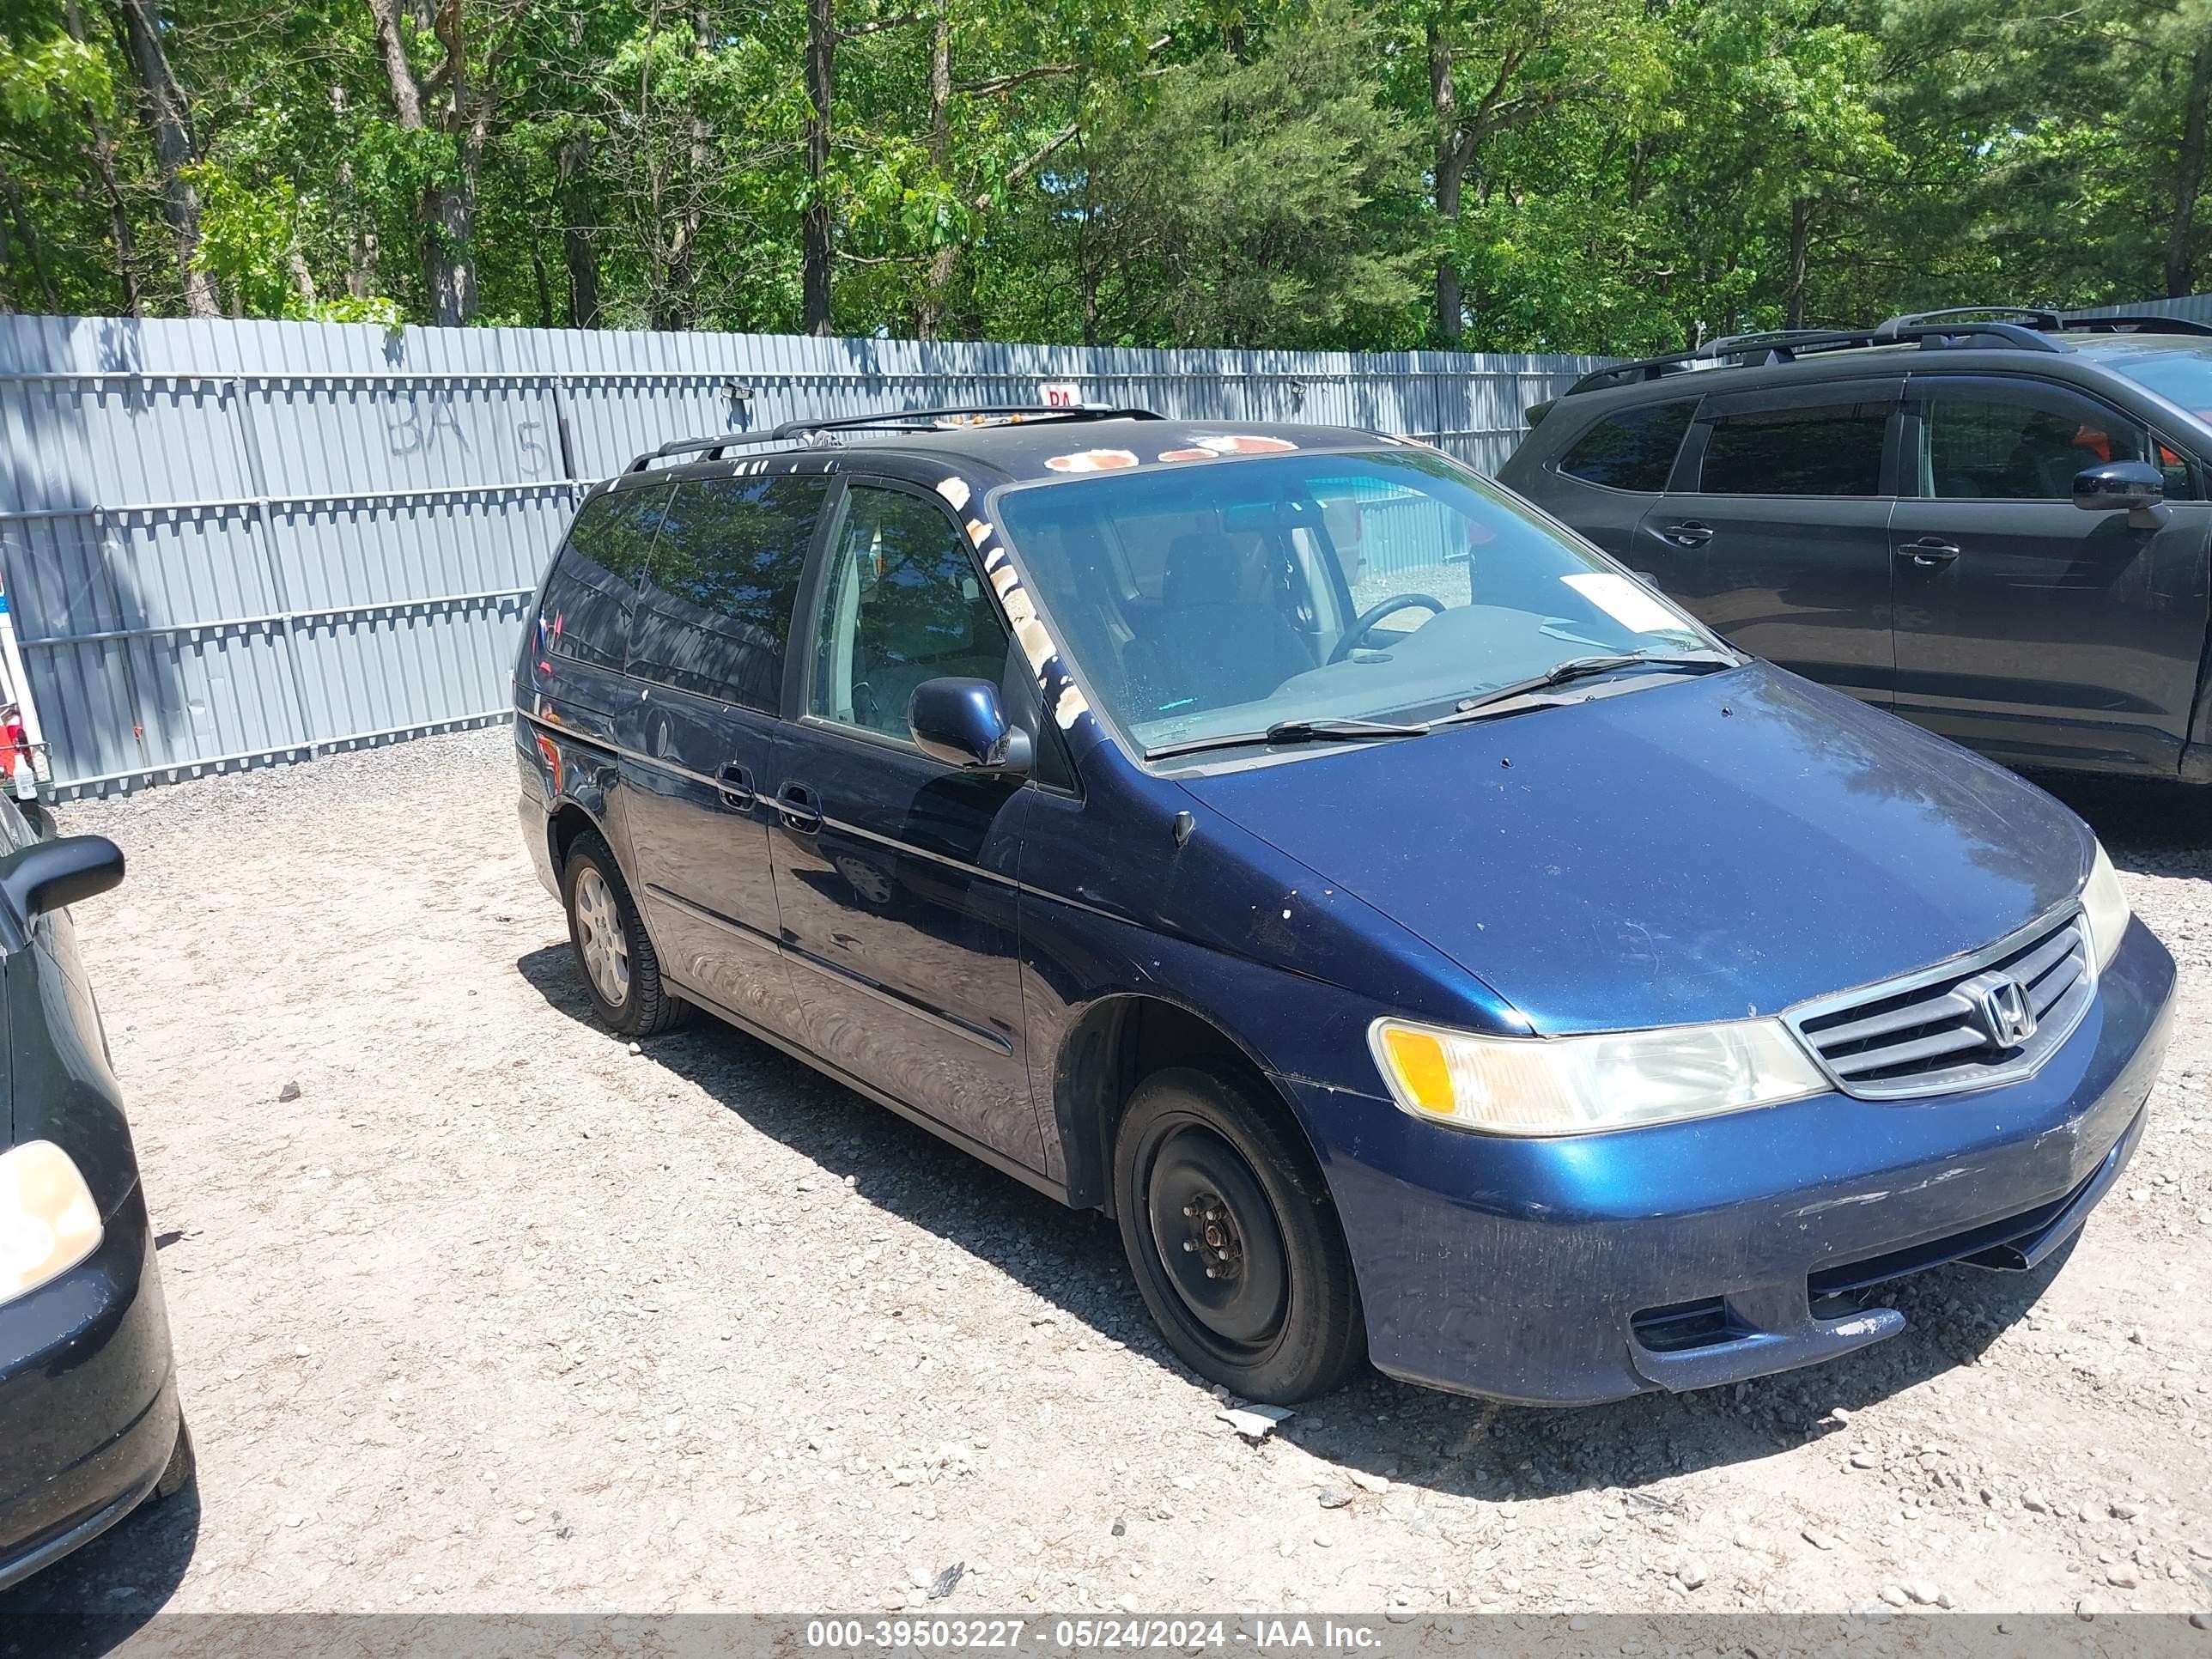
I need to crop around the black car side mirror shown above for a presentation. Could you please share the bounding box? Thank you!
[908,678,1033,778]
[2075,460,2166,526]
[0,834,124,926]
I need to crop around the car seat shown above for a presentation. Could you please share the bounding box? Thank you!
[1121,533,1314,718]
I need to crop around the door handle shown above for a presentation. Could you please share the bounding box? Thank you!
[776,782,823,835]
[716,762,756,810]
[1661,521,1714,548]
[1900,538,1961,568]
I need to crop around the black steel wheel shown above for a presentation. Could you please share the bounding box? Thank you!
[1114,1066,1364,1402]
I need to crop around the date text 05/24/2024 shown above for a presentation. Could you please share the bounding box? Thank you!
[805,1620,1386,1652]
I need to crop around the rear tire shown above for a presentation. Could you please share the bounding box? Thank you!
[562,830,684,1037]
[1114,1066,1365,1402]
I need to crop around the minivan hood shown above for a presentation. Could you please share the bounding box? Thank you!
[1177,665,2092,1033]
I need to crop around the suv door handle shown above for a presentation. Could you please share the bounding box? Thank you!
[776,782,823,835]
[1900,538,1961,568]
[716,763,756,810]
[1661,521,1714,548]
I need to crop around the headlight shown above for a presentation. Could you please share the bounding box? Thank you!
[1369,1016,1827,1137]
[2081,840,2130,974]
[0,1141,102,1309]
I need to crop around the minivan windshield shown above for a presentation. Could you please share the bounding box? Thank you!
[991,446,1727,757]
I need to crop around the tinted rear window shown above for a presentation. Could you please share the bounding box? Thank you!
[628,474,830,710]
[1556,400,1696,492]
[1700,400,1890,496]
[541,486,670,671]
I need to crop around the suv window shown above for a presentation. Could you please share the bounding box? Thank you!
[1920,385,2149,500]
[1557,400,1696,493]
[1700,399,1890,496]
[811,484,1013,743]
[628,474,830,710]
[542,485,670,671]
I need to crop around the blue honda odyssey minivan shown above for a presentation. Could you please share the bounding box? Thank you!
[516,407,2173,1406]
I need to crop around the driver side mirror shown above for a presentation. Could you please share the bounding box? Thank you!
[2075,460,2166,526]
[0,834,124,927]
[908,678,1032,778]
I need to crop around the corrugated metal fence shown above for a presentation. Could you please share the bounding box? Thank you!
[0,316,1602,797]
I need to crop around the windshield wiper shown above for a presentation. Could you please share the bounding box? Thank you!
[1144,717,1429,763]
[1425,650,1735,729]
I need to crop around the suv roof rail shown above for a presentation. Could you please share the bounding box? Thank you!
[1559,309,2088,400]
[2060,313,2212,337]
[1561,329,1878,397]
[1877,306,2067,332]
[626,403,1164,472]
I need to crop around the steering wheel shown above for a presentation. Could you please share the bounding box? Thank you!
[1328,593,1447,664]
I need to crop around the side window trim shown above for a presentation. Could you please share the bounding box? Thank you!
[1685,375,1905,499]
[1904,373,2162,503]
[793,473,1010,750]
[1548,397,1699,495]
[792,472,1077,790]
[623,470,833,714]
[544,481,674,671]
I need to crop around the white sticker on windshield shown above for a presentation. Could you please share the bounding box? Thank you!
[1562,572,1687,636]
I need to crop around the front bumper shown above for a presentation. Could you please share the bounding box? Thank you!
[1291,918,2176,1406]
[0,1180,180,1592]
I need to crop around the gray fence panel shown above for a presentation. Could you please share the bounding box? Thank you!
[2069,295,2212,325]
[0,314,1601,795]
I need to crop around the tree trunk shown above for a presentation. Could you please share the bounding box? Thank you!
[0,173,59,311]
[289,246,318,306]
[801,0,835,335]
[1430,25,1467,344]
[915,0,955,340]
[671,0,709,328]
[559,137,601,328]
[2168,39,2212,298]
[114,0,218,316]
[366,0,477,325]
[1784,197,1812,328]
[68,0,141,315]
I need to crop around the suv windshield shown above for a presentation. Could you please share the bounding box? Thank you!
[991,446,1724,756]
[2090,340,2212,420]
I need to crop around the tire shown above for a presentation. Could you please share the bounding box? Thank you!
[562,830,684,1037]
[153,1418,194,1503]
[1113,1066,1365,1403]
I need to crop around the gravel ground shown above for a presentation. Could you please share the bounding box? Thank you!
[0,726,2208,1622]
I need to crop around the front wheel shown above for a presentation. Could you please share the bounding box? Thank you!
[1114,1066,1365,1402]
[562,831,684,1037]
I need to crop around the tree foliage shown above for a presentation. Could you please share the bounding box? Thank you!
[3,0,2209,349]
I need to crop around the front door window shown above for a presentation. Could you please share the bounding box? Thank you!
[810,484,1012,743]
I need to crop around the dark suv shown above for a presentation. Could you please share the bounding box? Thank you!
[1498,307,2212,781]
[517,405,2169,1406]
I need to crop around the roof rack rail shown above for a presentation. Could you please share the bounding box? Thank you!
[629,430,788,471]
[1878,306,2067,332]
[1561,329,1876,397]
[1558,309,2092,400]
[625,402,1164,472]
[1869,313,2063,351]
[771,404,1164,439]
[2060,313,2212,337]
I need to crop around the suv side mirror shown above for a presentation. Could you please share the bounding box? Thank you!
[908,678,1032,778]
[0,834,124,926]
[2075,459,2166,524]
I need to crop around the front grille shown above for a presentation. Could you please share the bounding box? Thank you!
[1786,907,2093,1100]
